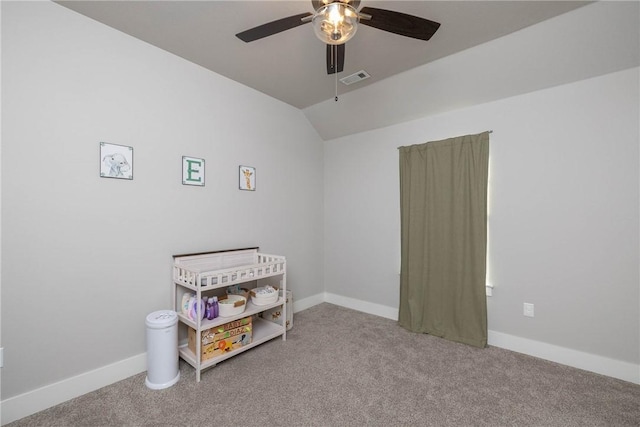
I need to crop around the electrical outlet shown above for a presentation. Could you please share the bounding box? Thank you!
[523,303,534,317]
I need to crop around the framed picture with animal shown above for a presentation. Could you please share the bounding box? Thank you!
[239,165,256,191]
[100,142,133,180]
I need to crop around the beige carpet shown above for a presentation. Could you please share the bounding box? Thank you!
[8,303,640,426]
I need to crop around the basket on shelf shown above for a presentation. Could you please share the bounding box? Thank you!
[250,285,280,306]
[226,285,250,301]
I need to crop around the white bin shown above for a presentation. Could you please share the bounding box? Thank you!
[145,310,180,389]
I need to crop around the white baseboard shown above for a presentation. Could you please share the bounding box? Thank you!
[1,353,147,426]
[292,292,325,314]
[323,293,640,385]
[488,330,640,385]
[3,294,638,425]
[324,292,398,320]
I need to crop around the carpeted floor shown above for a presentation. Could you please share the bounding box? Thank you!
[7,303,640,426]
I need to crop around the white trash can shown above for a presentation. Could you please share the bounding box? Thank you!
[145,310,180,390]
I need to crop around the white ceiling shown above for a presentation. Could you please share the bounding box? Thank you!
[55,1,639,140]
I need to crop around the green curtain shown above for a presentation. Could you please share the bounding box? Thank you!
[398,132,490,348]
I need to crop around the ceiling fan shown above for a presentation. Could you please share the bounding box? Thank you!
[236,0,441,76]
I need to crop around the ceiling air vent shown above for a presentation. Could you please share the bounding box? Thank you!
[340,70,371,86]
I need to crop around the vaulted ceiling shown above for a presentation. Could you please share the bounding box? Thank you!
[55,1,638,140]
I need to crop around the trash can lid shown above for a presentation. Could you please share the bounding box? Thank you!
[146,310,178,328]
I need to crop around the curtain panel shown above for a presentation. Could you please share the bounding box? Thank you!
[398,132,490,348]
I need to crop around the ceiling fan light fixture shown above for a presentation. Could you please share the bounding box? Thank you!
[312,3,359,45]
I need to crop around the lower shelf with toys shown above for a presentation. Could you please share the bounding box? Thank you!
[178,316,284,372]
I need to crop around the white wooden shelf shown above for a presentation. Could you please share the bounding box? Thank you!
[176,297,285,331]
[178,317,284,371]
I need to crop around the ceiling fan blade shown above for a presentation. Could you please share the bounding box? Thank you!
[359,7,441,41]
[326,44,345,75]
[236,12,313,42]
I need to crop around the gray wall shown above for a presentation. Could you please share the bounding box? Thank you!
[1,1,324,399]
[324,67,639,367]
[2,0,639,420]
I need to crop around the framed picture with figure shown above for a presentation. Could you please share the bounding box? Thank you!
[239,165,256,191]
[100,142,133,180]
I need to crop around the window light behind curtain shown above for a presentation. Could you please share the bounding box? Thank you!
[398,132,490,348]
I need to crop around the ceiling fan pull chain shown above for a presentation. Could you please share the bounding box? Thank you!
[333,45,339,102]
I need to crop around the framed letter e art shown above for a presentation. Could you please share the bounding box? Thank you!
[183,156,205,186]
